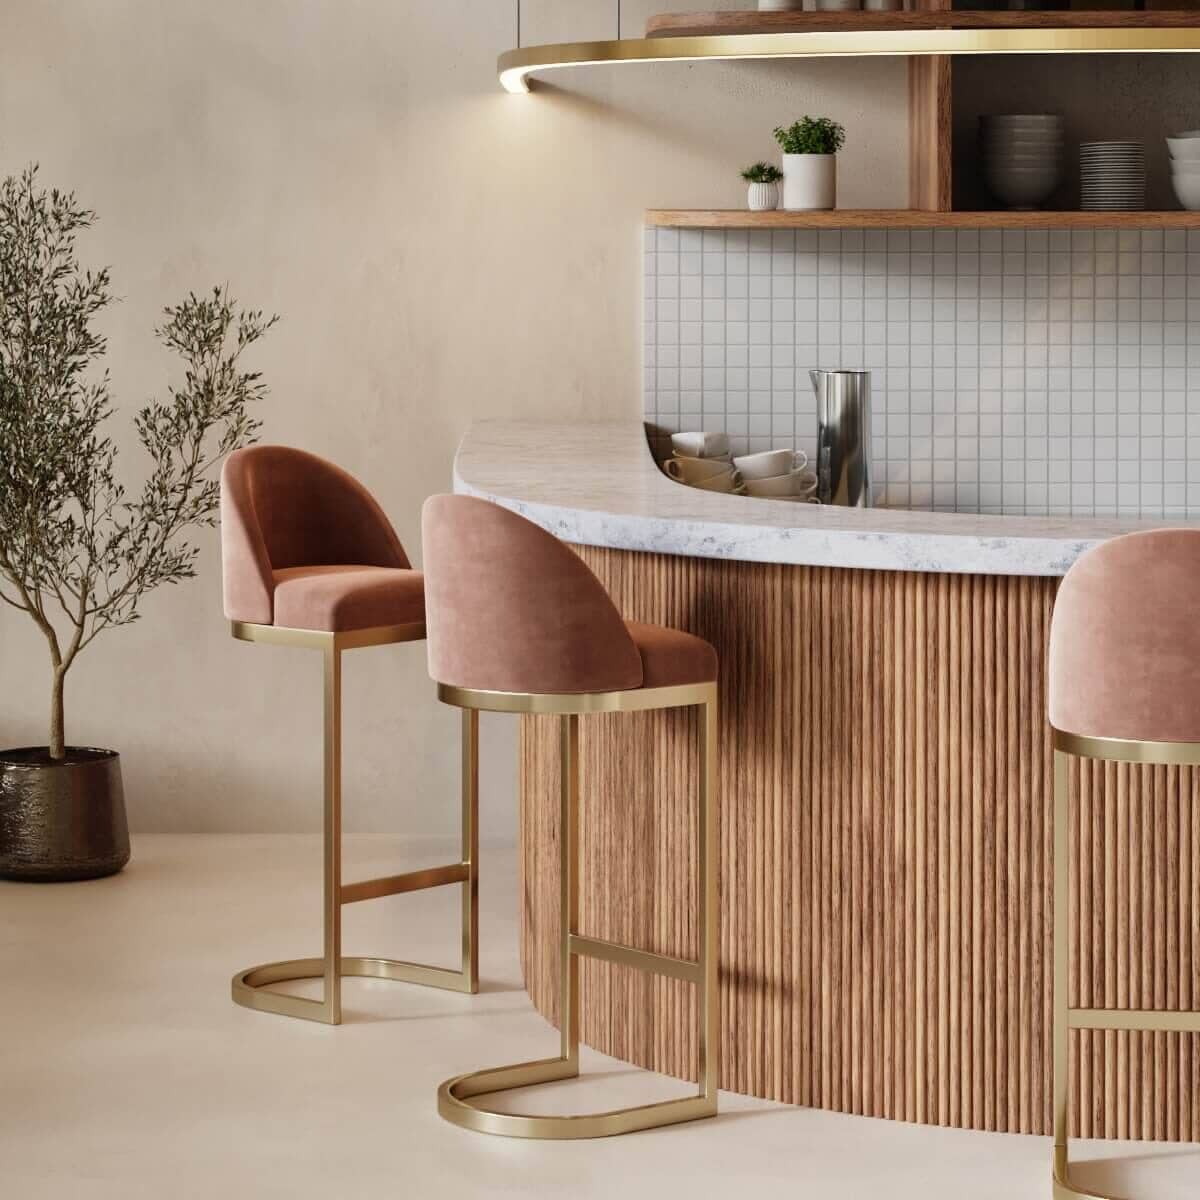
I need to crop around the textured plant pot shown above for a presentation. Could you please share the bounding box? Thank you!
[0,748,129,882]
[747,181,780,211]
[783,153,837,211]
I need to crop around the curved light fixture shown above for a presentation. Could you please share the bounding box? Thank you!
[498,28,1200,93]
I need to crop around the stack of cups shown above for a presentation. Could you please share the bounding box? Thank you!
[666,432,744,494]
[979,114,1063,210]
[732,448,817,502]
[1079,141,1146,211]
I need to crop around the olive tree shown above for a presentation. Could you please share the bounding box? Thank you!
[0,166,276,760]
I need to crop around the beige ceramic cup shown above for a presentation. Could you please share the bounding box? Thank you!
[692,467,744,493]
[733,448,809,480]
[670,430,731,460]
[744,467,817,498]
[666,456,734,485]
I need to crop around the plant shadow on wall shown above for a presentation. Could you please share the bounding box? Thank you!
[0,166,276,883]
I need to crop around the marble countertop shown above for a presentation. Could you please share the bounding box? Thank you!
[453,419,1192,576]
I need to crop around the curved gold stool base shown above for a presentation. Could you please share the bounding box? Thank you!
[438,1056,717,1140]
[228,623,481,1028]
[434,682,719,1141]
[232,954,475,1025]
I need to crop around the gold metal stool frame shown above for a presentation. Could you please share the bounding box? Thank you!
[1052,730,1200,1200]
[435,679,718,1139]
[229,620,479,1025]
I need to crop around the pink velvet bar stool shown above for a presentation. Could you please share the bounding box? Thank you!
[421,494,719,1140]
[1048,529,1200,1200]
[220,446,478,1025]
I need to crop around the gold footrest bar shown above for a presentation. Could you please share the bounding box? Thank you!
[568,934,701,984]
[1068,1007,1200,1034]
[232,953,476,1024]
[438,1056,717,1140]
[339,862,469,906]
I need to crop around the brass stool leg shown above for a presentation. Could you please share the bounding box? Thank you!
[1051,747,1099,1200]
[438,691,719,1138]
[699,694,718,1104]
[461,709,480,993]
[231,630,480,1023]
[323,640,343,1022]
[560,712,581,1071]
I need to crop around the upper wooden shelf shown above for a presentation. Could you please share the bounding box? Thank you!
[648,210,1200,229]
[647,10,1200,37]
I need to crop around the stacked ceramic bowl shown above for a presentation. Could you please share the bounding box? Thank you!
[1080,141,1146,211]
[732,448,817,502]
[1167,131,1200,211]
[980,114,1063,210]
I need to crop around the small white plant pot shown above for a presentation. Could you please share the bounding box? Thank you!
[782,154,837,211]
[747,181,780,212]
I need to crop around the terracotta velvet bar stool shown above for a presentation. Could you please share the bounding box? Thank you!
[422,494,719,1139]
[220,446,478,1025]
[1048,529,1200,1200]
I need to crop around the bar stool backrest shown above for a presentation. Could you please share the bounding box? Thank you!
[1049,528,1200,744]
[221,445,409,625]
[421,494,644,695]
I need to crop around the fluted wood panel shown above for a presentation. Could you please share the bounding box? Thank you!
[517,547,1200,1139]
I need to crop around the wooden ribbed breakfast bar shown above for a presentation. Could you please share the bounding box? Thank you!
[455,419,1200,1143]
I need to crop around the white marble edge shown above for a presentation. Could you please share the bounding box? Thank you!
[452,419,1197,577]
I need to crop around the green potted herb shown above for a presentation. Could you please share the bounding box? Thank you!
[740,162,783,212]
[0,166,276,881]
[774,117,846,211]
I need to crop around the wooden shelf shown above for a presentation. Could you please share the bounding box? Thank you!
[648,209,1200,228]
[647,9,1200,36]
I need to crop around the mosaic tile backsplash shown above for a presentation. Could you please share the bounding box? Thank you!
[643,225,1200,516]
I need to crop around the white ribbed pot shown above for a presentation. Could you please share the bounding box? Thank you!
[747,181,780,212]
[782,153,837,211]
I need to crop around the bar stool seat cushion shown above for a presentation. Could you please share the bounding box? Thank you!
[272,565,425,633]
[1049,528,1200,743]
[626,621,718,688]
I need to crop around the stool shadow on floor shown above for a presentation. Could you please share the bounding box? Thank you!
[1069,1146,1200,1197]
[271,972,531,1024]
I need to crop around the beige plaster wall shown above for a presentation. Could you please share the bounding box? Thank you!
[0,0,907,834]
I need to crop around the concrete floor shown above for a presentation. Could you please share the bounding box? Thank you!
[2,834,1197,1199]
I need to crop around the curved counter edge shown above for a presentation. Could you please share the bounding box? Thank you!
[452,419,1194,577]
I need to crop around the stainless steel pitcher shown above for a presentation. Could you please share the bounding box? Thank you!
[810,369,872,508]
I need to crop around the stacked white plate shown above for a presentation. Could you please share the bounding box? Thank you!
[980,114,1063,210]
[1167,130,1200,211]
[1079,141,1145,211]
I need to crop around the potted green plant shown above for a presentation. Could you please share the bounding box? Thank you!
[774,117,847,211]
[0,166,276,881]
[740,162,784,212]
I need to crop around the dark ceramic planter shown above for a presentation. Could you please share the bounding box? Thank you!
[0,748,130,882]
